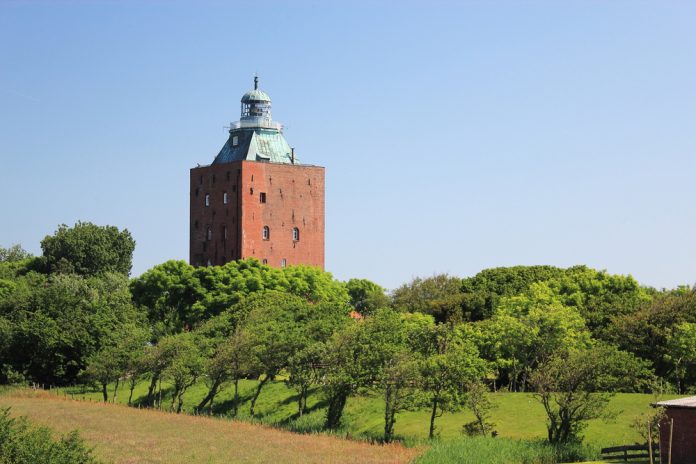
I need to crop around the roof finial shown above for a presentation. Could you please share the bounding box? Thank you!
[254,74,259,90]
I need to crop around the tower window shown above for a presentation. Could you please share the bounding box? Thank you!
[292,227,300,241]
[205,194,210,207]
[262,259,268,265]
[226,171,231,181]
[281,258,287,268]
[194,220,199,229]
[223,192,228,204]
[207,259,212,267]
[207,228,212,241]
[223,226,228,240]
[260,192,266,203]
[262,226,270,240]
[199,175,203,185]
[232,136,239,146]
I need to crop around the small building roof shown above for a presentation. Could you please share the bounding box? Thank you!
[241,89,271,103]
[213,129,296,165]
[654,396,696,409]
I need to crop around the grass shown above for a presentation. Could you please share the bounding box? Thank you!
[413,436,595,464]
[0,388,420,464]
[60,379,677,450]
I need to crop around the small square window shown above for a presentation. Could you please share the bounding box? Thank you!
[260,192,266,203]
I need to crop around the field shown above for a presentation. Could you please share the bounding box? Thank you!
[0,389,419,464]
[60,379,675,449]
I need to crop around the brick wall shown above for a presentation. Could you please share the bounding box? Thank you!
[190,160,324,269]
[660,408,696,464]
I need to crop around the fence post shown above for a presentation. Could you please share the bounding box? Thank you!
[668,418,673,464]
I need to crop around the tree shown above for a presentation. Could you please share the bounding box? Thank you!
[607,290,696,384]
[345,278,389,316]
[417,324,487,439]
[40,222,135,276]
[149,334,204,413]
[241,292,309,416]
[0,244,32,263]
[2,272,145,386]
[665,322,696,393]
[471,282,592,391]
[530,344,651,444]
[462,380,496,436]
[82,324,148,402]
[392,274,465,323]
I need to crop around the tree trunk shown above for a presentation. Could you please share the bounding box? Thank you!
[146,374,158,406]
[233,378,239,417]
[197,376,222,412]
[429,397,439,440]
[298,385,308,417]
[170,386,180,411]
[101,382,108,403]
[325,387,349,430]
[112,378,120,403]
[249,376,269,416]
[128,378,136,406]
[384,383,395,443]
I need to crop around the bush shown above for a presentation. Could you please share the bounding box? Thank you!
[0,407,100,464]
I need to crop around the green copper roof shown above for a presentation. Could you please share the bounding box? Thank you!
[241,89,271,103]
[212,128,297,165]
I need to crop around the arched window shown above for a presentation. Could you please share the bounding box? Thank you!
[223,192,228,204]
[207,228,212,241]
[292,227,300,241]
[262,226,270,240]
[204,194,210,207]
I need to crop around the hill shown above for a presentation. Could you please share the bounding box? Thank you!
[0,389,419,464]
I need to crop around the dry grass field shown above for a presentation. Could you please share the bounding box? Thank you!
[0,389,420,464]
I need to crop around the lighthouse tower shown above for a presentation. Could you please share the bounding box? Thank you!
[189,78,325,269]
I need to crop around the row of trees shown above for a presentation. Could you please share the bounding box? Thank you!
[2,222,696,446]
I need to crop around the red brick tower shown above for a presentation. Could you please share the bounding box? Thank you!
[190,77,325,269]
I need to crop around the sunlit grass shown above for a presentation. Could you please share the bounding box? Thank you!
[0,388,420,464]
[60,380,677,450]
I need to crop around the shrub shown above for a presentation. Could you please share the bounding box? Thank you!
[0,407,100,464]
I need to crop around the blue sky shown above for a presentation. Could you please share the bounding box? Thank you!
[1,1,694,290]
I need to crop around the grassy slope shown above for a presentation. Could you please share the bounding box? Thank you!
[62,379,677,449]
[0,389,419,464]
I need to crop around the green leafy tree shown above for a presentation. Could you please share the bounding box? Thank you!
[345,278,390,316]
[3,272,144,386]
[417,324,487,439]
[40,222,135,276]
[473,282,592,391]
[240,292,310,416]
[130,260,206,336]
[392,274,464,323]
[0,244,32,263]
[531,344,652,444]
[462,379,497,437]
[82,324,148,402]
[665,322,696,393]
[608,289,696,384]
[160,334,204,413]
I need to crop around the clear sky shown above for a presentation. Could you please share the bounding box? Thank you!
[1,1,694,290]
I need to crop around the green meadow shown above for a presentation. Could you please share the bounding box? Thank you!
[61,379,673,451]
